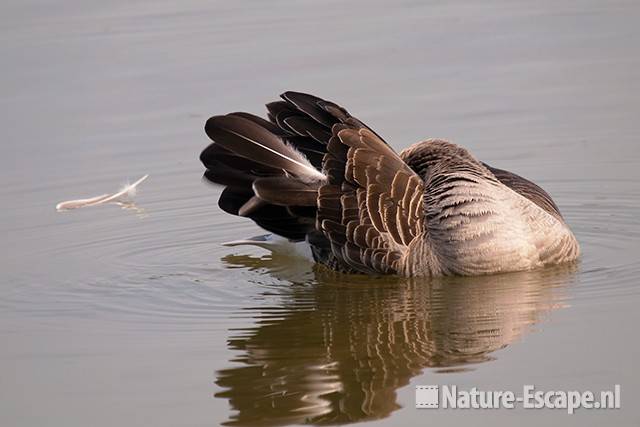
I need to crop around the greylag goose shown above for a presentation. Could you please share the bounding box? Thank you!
[200,92,579,276]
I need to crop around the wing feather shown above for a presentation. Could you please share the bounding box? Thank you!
[484,164,563,220]
[318,125,425,275]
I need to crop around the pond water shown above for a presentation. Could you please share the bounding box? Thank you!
[1,1,639,426]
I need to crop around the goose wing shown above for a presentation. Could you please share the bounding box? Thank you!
[318,125,424,274]
[483,164,563,221]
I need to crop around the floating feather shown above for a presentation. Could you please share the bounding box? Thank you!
[56,174,149,211]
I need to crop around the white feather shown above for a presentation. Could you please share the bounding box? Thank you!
[56,174,149,211]
[224,128,325,182]
[283,141,326,183]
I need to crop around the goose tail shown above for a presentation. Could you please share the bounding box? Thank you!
[201,107,329,241]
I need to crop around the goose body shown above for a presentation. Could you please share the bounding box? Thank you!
[200,92,579,277]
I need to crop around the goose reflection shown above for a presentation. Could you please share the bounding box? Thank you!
[216,254,576,426]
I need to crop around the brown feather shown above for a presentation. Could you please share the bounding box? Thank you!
[484,163,563,220]
[252,177,319,206]
[238,196,265,217]
[315,118,425,274]
[205,115,323,181]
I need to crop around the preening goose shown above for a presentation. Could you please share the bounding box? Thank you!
[200,92,579,276]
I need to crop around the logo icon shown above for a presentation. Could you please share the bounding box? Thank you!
[416,385,439,409]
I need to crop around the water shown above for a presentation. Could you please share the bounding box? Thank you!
[1,1,639,426]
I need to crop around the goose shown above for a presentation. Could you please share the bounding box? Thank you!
[200,92,579,276]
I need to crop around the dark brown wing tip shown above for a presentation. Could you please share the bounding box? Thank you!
[203,115,221,136]
[280,90,318,101]
[203,114,237,146]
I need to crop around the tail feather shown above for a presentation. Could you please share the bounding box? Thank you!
[266,101,300,131]
[201,92,361,242]
[227,112,288,136]
[218,187,312,240]
[237,195,265,217]
[201,143,280,177]
[281,91,337,128]
[204,115,325,182]
[203,161,256,187]
[253,177,319,206]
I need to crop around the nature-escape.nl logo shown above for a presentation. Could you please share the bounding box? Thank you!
[415,384,621,414]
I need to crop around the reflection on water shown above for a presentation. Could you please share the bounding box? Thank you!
[216,256,577,426]
[0,0,638,425]
[111,200,148,217]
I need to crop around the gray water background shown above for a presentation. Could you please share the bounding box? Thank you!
[1,1,640,426]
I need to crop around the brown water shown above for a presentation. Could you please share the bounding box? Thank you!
[2,1,639,426]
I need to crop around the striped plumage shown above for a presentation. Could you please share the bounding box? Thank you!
[200,92,580,277]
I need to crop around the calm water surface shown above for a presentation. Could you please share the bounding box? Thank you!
[1,1,639,426]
